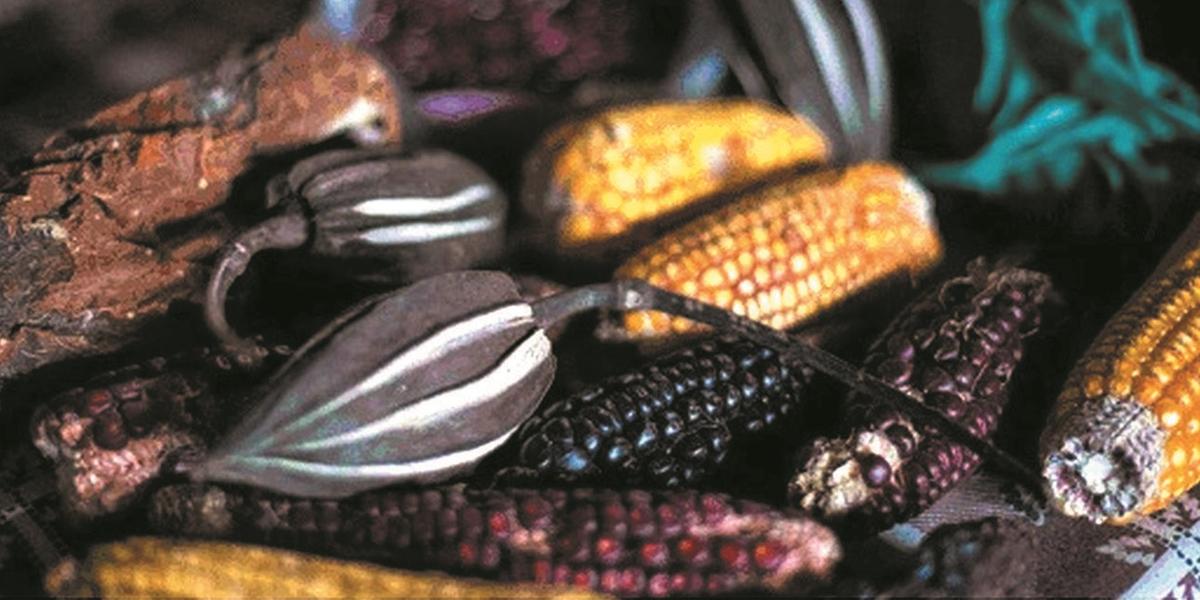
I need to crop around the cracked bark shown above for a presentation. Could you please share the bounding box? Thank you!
[0,24,407,391]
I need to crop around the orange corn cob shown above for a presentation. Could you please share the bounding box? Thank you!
[1042,215,1200,523]
[522,100,830,248]
[46,538,607,599]
[612,163,943,340]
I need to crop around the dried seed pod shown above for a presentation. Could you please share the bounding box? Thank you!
[1042,215,1200,523]
[521,100,830,250]
[30,349,250,518]
[205,149,507,357]
[727,0,892,161]
[508,337,811,487]
[149,484,841,597]
[189,272,556,498]
[788,262,1051,532]
[613,163,942,340]
[0,25,407,389]
[191,267,1030,500]
[46,537,606,599]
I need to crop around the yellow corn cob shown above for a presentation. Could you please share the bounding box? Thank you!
[1042,215,1200,524]
[46,538,609,599]
[522,100,830,248]
[612,163,942,339]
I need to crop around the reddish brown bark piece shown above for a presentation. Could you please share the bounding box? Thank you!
[0,25,406,387]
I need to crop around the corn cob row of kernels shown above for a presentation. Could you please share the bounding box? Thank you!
[148,484,841,597]
[522,100,830,248]
[30,349,249,518]
[46,537,606,599]
[613,163,943,340]
[1042,217,1200,523]
[788,262,1051,532]
[509,336,811,487]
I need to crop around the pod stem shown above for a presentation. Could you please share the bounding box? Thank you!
[532,279,1044,498]
[204,213,309,368]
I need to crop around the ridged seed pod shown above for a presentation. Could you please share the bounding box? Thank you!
[149,485,841,597]
[510,337,811,487]
[205,149,507,357]
[613,163,942,340]
[1043,216,1200,523]
[191,272,556,498]
[788,262,1051,532]
[30,350,246,518]
[46,537,606,599]
[522,100,830,249]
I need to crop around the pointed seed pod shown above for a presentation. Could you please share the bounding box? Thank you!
[788,262,1051,532]
[508,336,811,487]
[1042,215,1200,523]
[613,163,943,340]
[190,272,555,498]
[522,100,830,250]
[46,537,607,599]
[206,149,507,359]
[728,0,892,161]
[190,269,1031,501]
[149,484,841,597]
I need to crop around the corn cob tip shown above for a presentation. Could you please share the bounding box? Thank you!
[1041,395,1165,523]
[787,428,908,520]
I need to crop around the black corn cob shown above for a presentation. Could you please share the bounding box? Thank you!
[149,484,841,597]
[30,349,258,518]
[508,337,811,487]
[788,261,1051,532]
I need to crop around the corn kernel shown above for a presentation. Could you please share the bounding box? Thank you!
[525,100,831,248]
[614,164,943,339]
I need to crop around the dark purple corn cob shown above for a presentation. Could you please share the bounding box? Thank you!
[364,0,680,92]
[788,261,1051,532]
[149,484,841,597]
[30,350,253,518]
[508,337,811,487]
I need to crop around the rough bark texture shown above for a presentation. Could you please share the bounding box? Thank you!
[0,25,406,388]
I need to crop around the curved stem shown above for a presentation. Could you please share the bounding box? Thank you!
[205,213,309,367]
[531,279,1045,498]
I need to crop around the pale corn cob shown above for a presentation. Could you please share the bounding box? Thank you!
[1043,216,1200,523]
[46,538,606,599]
[613,163,943,340]
[522,100,831,248]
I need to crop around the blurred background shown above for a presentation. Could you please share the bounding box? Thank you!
[1,0,1196,164]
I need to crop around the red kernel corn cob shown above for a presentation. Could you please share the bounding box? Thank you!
[614,163,943,340]
[788,262,1051,532]
[30,350,253,518]
[522,100,830,248]
[149,485,841,597]
[47,537,606,599]
[1043,216,1200,523]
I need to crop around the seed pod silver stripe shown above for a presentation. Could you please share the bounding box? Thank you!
[350,183,494,218]
[357,215,501,245]
[220,425,519,483]
[259,302,535,450]
[793,0,863,141]
[287,330,552,452]
[844,0,887,124]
